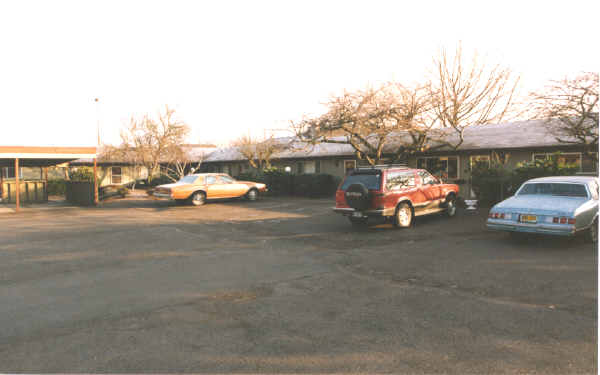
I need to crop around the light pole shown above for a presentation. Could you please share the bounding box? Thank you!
[93,98,100,205]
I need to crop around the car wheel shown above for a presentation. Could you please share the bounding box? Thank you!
[393,203,413,228]
[445,195,457,217]
[588,219,598,243]
[190,191,206,206]
[348,217,368,229]
[246,188,259,201]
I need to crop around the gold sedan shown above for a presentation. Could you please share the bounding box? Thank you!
[153,173,267,206]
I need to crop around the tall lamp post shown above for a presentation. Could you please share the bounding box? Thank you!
[93,98,100,205]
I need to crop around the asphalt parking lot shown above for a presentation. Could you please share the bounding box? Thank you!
[0,196,596,373]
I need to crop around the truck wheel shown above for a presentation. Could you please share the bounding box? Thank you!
[393,203,413,228]
[190,191,206,206]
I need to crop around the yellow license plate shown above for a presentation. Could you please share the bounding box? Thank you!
[520,214,537,223]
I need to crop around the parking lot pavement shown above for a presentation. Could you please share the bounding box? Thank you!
[0,196,596,373]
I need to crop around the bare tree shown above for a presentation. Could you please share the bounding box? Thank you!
[529,72,598,166]
[429,45,520,149]
[117,106,190,183]
[232,135,285,170]
[292,83,447,165]
[163,145,205,182]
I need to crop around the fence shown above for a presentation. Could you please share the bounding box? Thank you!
[65,181,95,206]
[1,180,47,203]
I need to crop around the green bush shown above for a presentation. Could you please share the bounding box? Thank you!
[70,167,94,182]
[47,179,67,196]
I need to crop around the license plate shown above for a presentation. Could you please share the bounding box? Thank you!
[352,211,363,218]
[520,214,537,223]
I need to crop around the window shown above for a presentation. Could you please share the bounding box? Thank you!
[533,153,582,169]
[219,175,235,183]
[469,155,490,170]
[206,176,217,185]
[517,183,588,197]
[297,162,305,174]
[418,170,438,185]
[385,171,416,191]
[315,160,321,174]
[344,160,356,174]
[111,167,122,184]
[416,156,459,179]
[178,175,199,184]
[340,172,382,190]
[1,167,23,179]
[304,161,316,174]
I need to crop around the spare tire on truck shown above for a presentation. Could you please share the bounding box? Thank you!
[345,183,371,211]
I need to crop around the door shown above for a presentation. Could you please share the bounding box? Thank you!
[205,175,222,199]
[217,175,248,198]
[418,170,442,208]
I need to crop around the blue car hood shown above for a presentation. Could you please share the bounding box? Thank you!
[494,195,587,216]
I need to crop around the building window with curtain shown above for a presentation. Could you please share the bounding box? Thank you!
[416,156,459,179]
[111,166,122,184]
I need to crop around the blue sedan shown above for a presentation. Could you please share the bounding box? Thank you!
[486,176,599,242]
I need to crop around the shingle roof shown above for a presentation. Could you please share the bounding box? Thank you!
[203,118,598,162]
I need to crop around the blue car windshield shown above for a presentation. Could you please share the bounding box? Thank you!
[518,183,588,197]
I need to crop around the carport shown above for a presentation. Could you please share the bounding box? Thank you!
[0,146,97,212]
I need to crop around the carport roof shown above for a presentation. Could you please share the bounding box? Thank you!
[0,146,97,167]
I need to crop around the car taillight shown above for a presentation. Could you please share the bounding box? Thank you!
[553,217,559,223]
[568,218,576,224]
[559,217,567,224]
[499,213,505,219]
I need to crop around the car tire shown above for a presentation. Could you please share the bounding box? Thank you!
[393,202,413,228]
[190,191,206,206]
[348,217,368,229]
[588,219,598,243]
[246,188,259,201]
[445,195,457,217]
[345,183,371,211]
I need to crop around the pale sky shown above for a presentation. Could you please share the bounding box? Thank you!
[1,0,598,147]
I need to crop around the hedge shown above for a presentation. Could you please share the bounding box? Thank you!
[471,157,580,205]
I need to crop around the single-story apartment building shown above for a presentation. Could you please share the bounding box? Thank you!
[200,119,598,197]
[70,144,217,187]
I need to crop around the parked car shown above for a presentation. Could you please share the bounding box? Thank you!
[486,176,599,242]
[333,165,460,228]
[153,173,267,206]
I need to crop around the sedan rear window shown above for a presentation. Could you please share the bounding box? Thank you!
[340,173,381,191]
[178,175,199,184]
[518,183,588,197]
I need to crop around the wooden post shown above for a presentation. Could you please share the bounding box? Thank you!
[15,158,20,213]
[94,158,98,205]
[43,166,48,201]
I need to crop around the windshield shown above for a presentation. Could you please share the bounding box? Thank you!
[178,175,199,184]
[517,183,588,197]
[340,173,381,190]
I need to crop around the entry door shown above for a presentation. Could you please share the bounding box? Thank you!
[205,175,222,199]
[418,171,441,206]
[216,175,247,198]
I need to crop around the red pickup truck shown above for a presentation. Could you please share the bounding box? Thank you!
[333,165,460,228]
